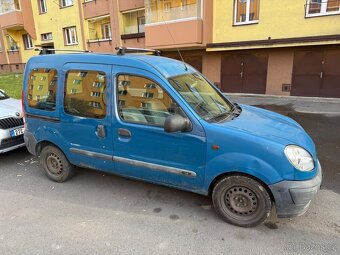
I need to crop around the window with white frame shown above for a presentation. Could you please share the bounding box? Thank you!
[234,0,260,25]
[23,34,34,49]
[41,32,53,41]
[101,23,112,39]
[39,0,47,13]
[64,27,78,45]
[61,0,73,8]
[306,0,340,16]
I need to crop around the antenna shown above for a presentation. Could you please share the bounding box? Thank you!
[161,17,188,71]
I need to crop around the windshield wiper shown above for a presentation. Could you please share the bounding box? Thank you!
[207,104,241,122]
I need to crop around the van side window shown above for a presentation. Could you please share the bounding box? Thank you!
[27,68,58,111]
[117,75,179,126]
[64,70,106,119]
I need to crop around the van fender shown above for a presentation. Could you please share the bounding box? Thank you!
[203,152,288,193]
[27,126,69,156]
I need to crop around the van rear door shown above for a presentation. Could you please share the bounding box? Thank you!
[59,63,114,172]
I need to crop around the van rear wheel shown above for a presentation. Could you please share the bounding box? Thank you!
[212,175,272,227]
[40,145,75,182]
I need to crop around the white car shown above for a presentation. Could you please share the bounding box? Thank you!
[0,89,25,153]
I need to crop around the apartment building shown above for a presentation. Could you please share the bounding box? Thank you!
[1,0,340,98]
[0,0,84,72]
[207,0,340,98]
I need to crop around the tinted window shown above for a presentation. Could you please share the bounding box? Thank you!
[27,68,57,111]
[64,70,106,119]
[117,75,180,126]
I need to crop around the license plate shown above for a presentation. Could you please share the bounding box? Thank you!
[10,128,24,137]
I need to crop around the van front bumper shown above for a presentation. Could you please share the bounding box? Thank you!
[269,162,322,218]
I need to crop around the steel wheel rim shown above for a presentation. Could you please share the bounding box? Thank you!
[223,186,259,217]
[46,153,63,176]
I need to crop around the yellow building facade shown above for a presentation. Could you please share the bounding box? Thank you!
[1,0,340,97]
[206,0,340,97]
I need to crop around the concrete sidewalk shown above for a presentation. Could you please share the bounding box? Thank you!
[226,93,340,115]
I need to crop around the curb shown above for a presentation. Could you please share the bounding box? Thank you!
[224,93,340,104]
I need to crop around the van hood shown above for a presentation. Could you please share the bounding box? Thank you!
[0,98,22,118]
[216,104,315,153]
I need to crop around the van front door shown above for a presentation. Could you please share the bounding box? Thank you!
[112,67,206,191]
[60,63,114,172]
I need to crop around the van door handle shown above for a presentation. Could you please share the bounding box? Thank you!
[96,125,106,138]
[118,128,131,138]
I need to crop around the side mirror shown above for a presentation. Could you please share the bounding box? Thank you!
[164,114,191,133]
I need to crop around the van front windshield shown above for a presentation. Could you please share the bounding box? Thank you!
[168,73,235,122]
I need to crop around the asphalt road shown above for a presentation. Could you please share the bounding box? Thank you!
[0,96,339,255]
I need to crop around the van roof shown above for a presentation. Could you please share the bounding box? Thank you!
[26,53,196,78]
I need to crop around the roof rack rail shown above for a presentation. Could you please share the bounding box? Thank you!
[34,48,92,55]
[115,47,161,56]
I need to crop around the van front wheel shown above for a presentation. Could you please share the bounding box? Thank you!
[212,175,272,227]
[40,145,75,183]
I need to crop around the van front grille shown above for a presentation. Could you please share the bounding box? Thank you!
[0,117,24,130]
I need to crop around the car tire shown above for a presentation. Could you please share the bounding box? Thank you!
[212,175,272,227]
[40,145,75,183]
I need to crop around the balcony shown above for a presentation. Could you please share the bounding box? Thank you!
[121,9,145,40]
[0,10,24,30]
[0,0,36,38]
[82,0,110,19]
[87,16,113,53]
[144,0,204,48]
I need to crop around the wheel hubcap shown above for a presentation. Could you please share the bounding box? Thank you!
[46,153,63,175]
[224,186,258,216]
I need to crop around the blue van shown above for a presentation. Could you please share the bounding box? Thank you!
[23,49,322,227]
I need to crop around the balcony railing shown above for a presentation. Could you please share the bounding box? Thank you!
[145,0,202,24]
[0,0,20,14]
[305,0,340,17]
[87,37,112,43]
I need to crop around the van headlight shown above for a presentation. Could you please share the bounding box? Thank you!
[284,145,314,171]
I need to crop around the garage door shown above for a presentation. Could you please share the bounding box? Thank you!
[220,52,268,94]
[292,49,340,98]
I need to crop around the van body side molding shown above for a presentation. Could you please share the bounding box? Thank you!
[70,148,113,161]
[69,148,197,177]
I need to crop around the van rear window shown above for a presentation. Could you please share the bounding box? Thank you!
[27,68,58,111]
[64,70,106,119]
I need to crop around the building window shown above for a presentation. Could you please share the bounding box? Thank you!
[234,0,260,25]
[87,16,111,41]
[122,10,145,35]
[28,68,58,111]
[60,0,73,8]
[64,70,106,119]
[38,0,47,13]
[22,34,34,49]
[6,35,19,51]
[164,1,171,12]
[180,0,188,10]
[64,27,78,45]
[306,0,340,17]
[101,23,112,39]
[41,32,53,41]
[138,16,145,33]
